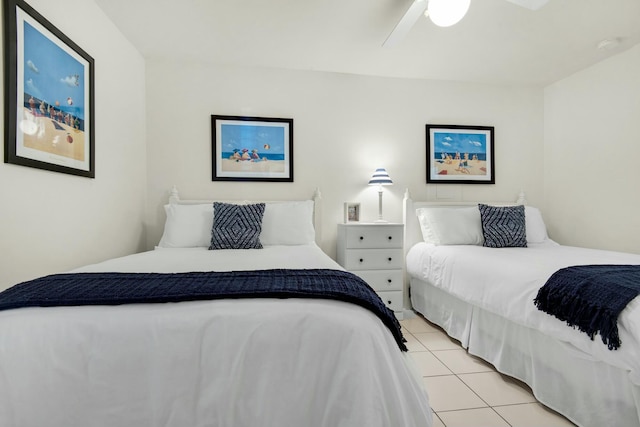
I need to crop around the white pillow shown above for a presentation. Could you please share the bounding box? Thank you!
[158,203,214,248]
[416,207,484,245]
[525,206,549,243]
[260,200,315,245]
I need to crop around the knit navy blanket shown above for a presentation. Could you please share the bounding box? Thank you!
[0,268,407,351]
[534,265,640,350]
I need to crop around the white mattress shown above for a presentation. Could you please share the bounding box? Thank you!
[0,244,431,427]
[406,241,640,385]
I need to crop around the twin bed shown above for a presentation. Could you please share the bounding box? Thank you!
[403,192,640,427]
[0,189,432,427]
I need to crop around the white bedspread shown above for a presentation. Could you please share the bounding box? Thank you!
[73,244,344,273]
[0,244,431,427]
[407,241,640,385]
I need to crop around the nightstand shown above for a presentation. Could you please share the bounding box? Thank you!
[336,223,404,320]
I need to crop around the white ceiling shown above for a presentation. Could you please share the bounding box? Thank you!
[93,0,640,86]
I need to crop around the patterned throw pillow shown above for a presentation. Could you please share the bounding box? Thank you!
[478,204,527,248]
[209,202,265,250]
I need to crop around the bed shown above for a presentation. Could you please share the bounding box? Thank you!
[403,191,640,427]
[0,188,432,427]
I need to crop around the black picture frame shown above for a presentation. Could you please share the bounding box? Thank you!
[211,115,293,182]
[3,0,95,178]
[426,124,495,184]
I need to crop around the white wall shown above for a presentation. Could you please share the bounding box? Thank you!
[0,0,147,290]
[146,60,544,257]
[544,44,640,253]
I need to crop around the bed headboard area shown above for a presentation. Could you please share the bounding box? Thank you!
[402,189,526,256]
[165,186,323,247]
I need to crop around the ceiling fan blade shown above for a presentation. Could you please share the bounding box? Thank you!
[383,0,428,48]
[504,0,550,11]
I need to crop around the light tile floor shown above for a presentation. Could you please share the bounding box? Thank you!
[400,314,577,427]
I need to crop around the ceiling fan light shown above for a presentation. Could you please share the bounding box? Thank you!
[426,0,471,27]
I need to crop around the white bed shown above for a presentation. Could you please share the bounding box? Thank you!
[0,189,431,427]
[403,192,640,427]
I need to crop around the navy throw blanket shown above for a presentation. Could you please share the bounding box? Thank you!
[0,268,407,351]
[533,265,640,350]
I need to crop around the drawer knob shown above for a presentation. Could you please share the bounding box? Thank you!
[359,236,364,241]
[387,300,392,305]
[388,236,392,240]
[359,258,364,263]
[388,257,392,262]
[387,279,392,283]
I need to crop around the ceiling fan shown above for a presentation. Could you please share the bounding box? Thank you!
[383,0,550,47]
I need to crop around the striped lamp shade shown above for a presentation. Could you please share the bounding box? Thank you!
[368,168,393,186]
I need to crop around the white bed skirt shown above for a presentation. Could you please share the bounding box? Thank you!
[411,277,640,427]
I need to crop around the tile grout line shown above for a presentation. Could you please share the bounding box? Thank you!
[432,357,516,427]
[403,318,576,427]
[405,327,516,427]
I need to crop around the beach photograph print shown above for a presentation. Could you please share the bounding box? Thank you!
[211,115,293,182]
[426,124,495,184]
[4,0,95,177]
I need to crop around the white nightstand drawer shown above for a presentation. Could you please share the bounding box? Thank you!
[344,226,403,249]
[342,249,403,270]
[353,270,403,292]
[377,291,403,312]
[336,222,405,317]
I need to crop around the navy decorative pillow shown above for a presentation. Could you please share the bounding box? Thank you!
[478,204,527,248]
[209,202,265,250]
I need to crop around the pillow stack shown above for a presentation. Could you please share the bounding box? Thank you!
[416,204,549,248]
[158,200,316,249]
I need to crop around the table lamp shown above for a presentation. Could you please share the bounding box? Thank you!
[368,168,393,223]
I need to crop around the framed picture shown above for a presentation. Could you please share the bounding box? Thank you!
[3,0,95,178]
[211,115,293,182]
[426,124,495,184]
[344,202,361,223]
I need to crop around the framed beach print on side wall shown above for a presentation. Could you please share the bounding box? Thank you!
[211,115,293,182]
[426,124,495,184]
[3,0,95,178]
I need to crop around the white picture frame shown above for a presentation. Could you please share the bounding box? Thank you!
[344,202,361,223]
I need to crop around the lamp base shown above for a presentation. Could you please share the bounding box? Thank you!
[373,219,389,223]
[376,188,387,223]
